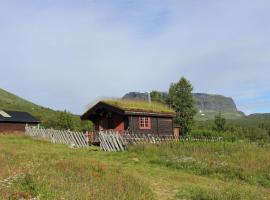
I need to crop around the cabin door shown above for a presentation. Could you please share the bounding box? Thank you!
[114,116,124,132]
[99,118,108,131]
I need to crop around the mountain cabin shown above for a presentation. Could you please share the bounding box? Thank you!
[80,100,176,136]
[0,110,39,133]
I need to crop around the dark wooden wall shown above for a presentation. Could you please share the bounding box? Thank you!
[0,122,39,133]
[93,113,127,132]
[0,123,26,133]
[128,116,173,135]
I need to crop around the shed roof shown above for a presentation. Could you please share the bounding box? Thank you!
[81,99,176,120]
[0,110,39,123]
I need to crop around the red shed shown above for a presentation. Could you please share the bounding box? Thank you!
[0,110,39,133]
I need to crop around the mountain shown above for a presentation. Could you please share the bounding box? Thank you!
[0,88,91,130]
[247,113,270,120]
[123,92,151,101]
[123,92,245,120]
[193,93,237,112]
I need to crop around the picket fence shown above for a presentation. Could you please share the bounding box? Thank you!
[99,130,177,152]
[25,125,89,148]
[179,136,223,142]
[25,126,223,151]
[99,131,223,152]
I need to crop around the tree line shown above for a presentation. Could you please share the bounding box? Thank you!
[152,77,270,142]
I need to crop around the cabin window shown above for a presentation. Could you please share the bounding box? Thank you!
[139,117,151,129]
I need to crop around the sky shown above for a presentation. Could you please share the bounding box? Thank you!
[1,0,270,115]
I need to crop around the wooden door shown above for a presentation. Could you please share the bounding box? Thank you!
[99,118,108,131]
[114,116,124,132]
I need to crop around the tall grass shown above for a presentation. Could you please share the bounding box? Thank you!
[0,135,154,200]
[1,135,270,200]
[177,184,266,200]
[130,141,270,187]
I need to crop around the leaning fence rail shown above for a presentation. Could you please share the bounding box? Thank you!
[98,130,178,152]
[25,125,223,151]
[25,125,89,148]
[98,131,224,152]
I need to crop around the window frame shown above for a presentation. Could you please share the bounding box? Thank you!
[138,117,151,130]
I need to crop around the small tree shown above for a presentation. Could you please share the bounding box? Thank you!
[150,91,167,104]
[55,110,75,130]
[214,112,226,132]
[168,77,197,135]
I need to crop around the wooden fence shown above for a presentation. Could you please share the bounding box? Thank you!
[99,131,126,152]
[25,125,89,148]
[179,136,223,142]
[99,130,177,152]
[25,126,223,151]
[99,131,224,152]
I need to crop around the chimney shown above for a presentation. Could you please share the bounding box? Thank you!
[148,92,151,104]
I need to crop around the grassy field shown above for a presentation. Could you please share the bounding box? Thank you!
[0,134,270,200]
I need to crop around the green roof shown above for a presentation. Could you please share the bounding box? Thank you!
[101,99,175,114]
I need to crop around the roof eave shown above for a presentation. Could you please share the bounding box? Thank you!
[81,101,125,120]
[81,101,176,119]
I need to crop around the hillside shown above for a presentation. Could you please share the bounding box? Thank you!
[0,135,269,199]
[0,88,91,131]
[0,88,59,121]
[123,92,245,120]
[247,113,270,120]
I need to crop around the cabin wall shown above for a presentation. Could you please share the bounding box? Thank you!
[93,113,126,132]
[128,116,173,135]
[158,118,173,135]
[0,122,38,133]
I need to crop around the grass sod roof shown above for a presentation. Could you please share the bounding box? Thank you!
[101,99,175,115]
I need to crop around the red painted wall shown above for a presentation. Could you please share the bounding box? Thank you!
[93,115,125,132]
[114,116,124,132]
[0,123,27,133]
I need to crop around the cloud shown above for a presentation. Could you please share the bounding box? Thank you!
[1,0,270,114]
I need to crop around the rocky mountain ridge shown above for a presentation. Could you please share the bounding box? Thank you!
[123,92,244,120]
[123,92,238,112]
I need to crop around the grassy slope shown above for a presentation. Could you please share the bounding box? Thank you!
[0,88,87,129]
[195,110,245,121]
[198,116,270,129]
[0,135,270,200]
[0,88,68,121]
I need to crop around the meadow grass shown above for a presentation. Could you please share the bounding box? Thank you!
[0,135,154,200]
[102,99,175,113]
[130,141,270,187]
[176,184,266,200]
[0,134,270,200]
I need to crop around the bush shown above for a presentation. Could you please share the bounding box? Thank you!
[42,110,93,132]
[190,129,237,141]
[193,119,270,142]
[190,126,270,142]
